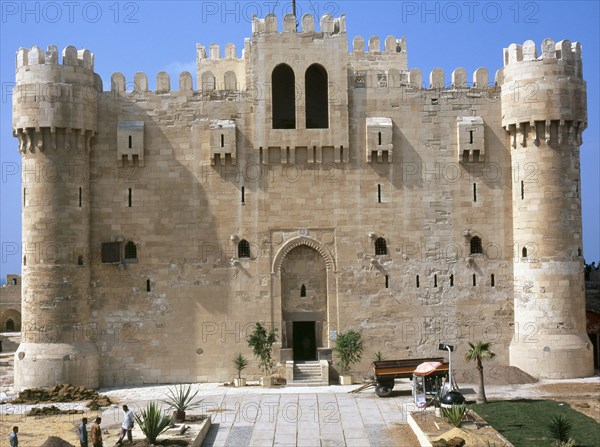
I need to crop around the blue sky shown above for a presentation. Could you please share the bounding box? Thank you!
[1,0,599,281]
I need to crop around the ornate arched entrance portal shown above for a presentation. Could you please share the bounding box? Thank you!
[271,236,337,362]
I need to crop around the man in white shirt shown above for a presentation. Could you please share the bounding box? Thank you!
[116,405,134,445]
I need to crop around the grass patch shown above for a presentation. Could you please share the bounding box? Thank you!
[473,399,600,447]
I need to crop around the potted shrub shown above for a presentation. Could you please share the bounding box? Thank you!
[334,330,363,385]
[246,322,277,387]
[162,384,203,423]
[233,352,249,387]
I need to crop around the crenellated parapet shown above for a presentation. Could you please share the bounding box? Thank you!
[13,45,100,155]
[109,71,194,95]
[501,39,587,148]
[196,41,248,92]
[348,34,408,86]
[252,13,346,36]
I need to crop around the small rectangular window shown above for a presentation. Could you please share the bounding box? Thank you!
[377,184,382,203]
[469,130,474,144]
[23,188,26,207]
[128,135,132,149]
[521,181,524,200]
[416,275,420,288]
[128,188,132,207]
[146,279,151,292]
[385,275,389,289]
[378,132,382,146]
[473,183,477,202]
[491,274,495,287]
[220,134,224,148]
[472,274,477,286]
[434,274,437,287]
[79,187,82,207]
[450,274,454,287]
[241,186,245,204]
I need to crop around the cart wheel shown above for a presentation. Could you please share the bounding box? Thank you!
[375,382,394,397]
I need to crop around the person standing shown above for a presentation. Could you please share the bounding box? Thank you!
[79,417,89,447]
[116,405,134,445]
[90,417,103,447]
[8,426,18,447]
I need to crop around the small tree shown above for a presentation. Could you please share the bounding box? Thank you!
[334,330,364,375]
[233,352,249,379]
[464,341,495,404]
[246,322,277,375]
[134,401,172,443]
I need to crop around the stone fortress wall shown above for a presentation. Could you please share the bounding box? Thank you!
[10,12,593,389]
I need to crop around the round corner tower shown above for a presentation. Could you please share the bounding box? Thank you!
[12,45,100,389]
[501,38,593,378]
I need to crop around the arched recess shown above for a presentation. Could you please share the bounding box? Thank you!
[272,64,296,129]
[224,71,237,90]
[271,236,338,362]
[201,71,216,91]
[305,64,329,128]
[0,309,21,332]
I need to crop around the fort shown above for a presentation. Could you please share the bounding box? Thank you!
[10,13,593,390]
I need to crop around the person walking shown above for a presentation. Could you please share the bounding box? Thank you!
[79,417,89,447]
[91,417,103,447]
[116,405,134,445]
[8,426,18,447]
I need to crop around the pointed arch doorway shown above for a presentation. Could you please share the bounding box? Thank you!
[272,236,337,363]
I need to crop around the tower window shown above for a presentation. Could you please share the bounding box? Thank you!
[241,186,245,204]
[124,241,137,260]
[23,255,26,266]
[272,64,296,129]
[522,247,528,258]
[79,187,82,207]
[469,130,474,144]
[378,132,382,145]
[300,284,306,297]
[238,239,250,258]
[472,274,477,286]
[490,273,495,287]
[521,181,524,200]
[146,279,151,292]
[450,274,454,287]
[473,183,477,202]
[220,134,224,148]
[128,188,132,207]
[11,278,17,285]
[470,236,483,255]
[305,64,329,129]
[434,274,437,287]
[78,255,84,266]
[23,188,26,207]
[416,275,420,288]
[375,237,388,255]
[377,184,382,203]
[385,275,389,289]
[128,135,132,149]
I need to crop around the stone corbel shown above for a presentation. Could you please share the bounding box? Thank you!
[35,127,43,151]
[558,120,565,145]
[530,121,539,146]
[545,120,551,143]
[65,128,72,151]
[50,127,57,151]
[25,128,33,152]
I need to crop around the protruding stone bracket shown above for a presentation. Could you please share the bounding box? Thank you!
[530,121,539,146]
[117,121,144,167]
[366,117,393,163]
[35,128,43,151]
[545,120,551,143]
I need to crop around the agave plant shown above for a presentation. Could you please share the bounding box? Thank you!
[162,384,203,422]
[134,401,172,444]
[443,403,468,428]
[548,414,575,446]
[233,352,249,379]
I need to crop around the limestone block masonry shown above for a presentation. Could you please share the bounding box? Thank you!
[11,13,593,389]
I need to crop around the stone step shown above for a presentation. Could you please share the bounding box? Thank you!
[286,381,328,387]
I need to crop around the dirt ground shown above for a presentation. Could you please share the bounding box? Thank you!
[537,382,600,423]
[0,414,84,446]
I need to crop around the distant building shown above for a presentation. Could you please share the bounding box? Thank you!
[0,275,21,332]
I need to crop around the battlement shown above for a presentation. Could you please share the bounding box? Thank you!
[252,13,346,36]
[196,41,247,91]
[503,39,582,78]
[16,45,94,71]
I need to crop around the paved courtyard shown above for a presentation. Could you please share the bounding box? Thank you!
[99,383,418,447]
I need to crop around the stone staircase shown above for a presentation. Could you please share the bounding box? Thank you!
[286,360,329,386]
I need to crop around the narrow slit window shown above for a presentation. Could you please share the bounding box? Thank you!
[77,255,84,266]
[450,274,454,287]
[220,134,224,148]
[416,275,420,288]
[434,274,437,287]
[473,183,477,202]
[23,255,26,266]
[300,284,306,297]
[472,274,477,286]
[128,188,132,207]
[469,130,474,144]
[241,186,245,204]
[378,132,382,145]
[79,187,82,207]
[521,181,524,200]
[490,273,495,287]
[23,188,26,207]
[128,135,132,149]
[146,279,151,292]
[385,275,389,289]
[522,247,528,258]
[377,184,382,203]
[578,247,582,257]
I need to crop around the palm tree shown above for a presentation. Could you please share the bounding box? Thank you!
[464,341,495,404]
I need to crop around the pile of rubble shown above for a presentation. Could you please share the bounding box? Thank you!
[28,405,83,416]
[12,383,112,408]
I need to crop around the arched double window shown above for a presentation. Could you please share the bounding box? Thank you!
[272,64,296,129]
[305,64,328,129]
